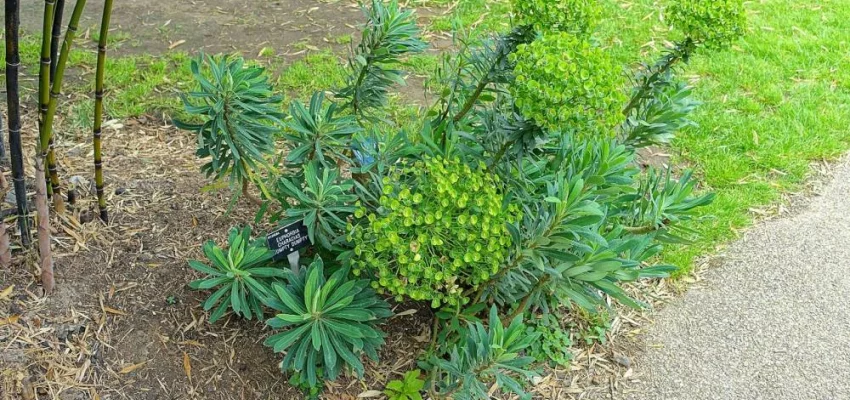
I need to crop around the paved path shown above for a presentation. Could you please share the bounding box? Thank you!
[621,159,850,400]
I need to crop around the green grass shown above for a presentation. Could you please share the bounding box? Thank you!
[425,0,512,34]
[276,51,347,99]
[601,1,850,272]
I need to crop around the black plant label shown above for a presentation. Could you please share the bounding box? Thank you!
[266,220,311,261]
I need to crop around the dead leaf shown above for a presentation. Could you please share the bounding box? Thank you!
[169,40,186,50]
[0,315,20,325]
[183,352,192,381]
[391,309,417,318]
[357,390,383,398]
[104,306,127,315]
[119,362,146,374]
[0,285,13,300]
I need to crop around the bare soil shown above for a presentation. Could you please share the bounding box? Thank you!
[17,0,447,57]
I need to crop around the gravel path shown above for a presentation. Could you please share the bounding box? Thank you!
[619,159,850,400]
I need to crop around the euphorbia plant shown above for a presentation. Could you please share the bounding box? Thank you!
[264,257,392,388]
[188,227,285,322]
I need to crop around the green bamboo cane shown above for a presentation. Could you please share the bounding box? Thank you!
[93,0,113,223]
[45,0,65,199]
[38,0,56,200]
[41,0,87,214]
[5,0,31,246]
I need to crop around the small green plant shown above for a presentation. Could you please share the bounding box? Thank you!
[188,227,284,322]
[350,156,519,308]
[527,313,572,367]
[430,306,539,399]
[264,257,392,388]
[385,370,425,400]
[175,55,284,203]
[665,0,746,50]
[512,0,600,36]
[570,307,611,346]
[511,32,626,132]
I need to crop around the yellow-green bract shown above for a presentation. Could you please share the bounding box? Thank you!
[511,32,626,133]
[511,0,600,36]
[349,156,519,308]
[665,0,746,50]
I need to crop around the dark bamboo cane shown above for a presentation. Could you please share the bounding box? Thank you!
[42,0,87,215]
[4,0,31,247]
[93,0,113,223]
[50,0,65,81]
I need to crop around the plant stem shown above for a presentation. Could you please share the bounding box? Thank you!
[92,0,113,223]
[242,179,263,206]
[622,38,694,117]
[451,48,510,124]
[4,0,30,246]
[505,275,549,324]
[42,0,88,214]
[38,0,56,197]
[487,140,512,172]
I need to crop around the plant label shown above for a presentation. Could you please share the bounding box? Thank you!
[267,220,311,262]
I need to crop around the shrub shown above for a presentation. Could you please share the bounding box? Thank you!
[511,32,626,132]
[512,0,600,36]
[187,227,285,322]
[665,0,746,49]
[349,156,519,308]
[264,257,392,387]
[175,55,283,202]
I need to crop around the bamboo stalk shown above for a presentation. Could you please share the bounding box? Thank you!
[45,0,65,199]
[42,0,87,214]
[0,111,6,161]
[49,0,64,81]
[34,155,54,292]
[39,0,55,132]
[38,0,55,200]
[93,0,113,223]
[4,0,31,247]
